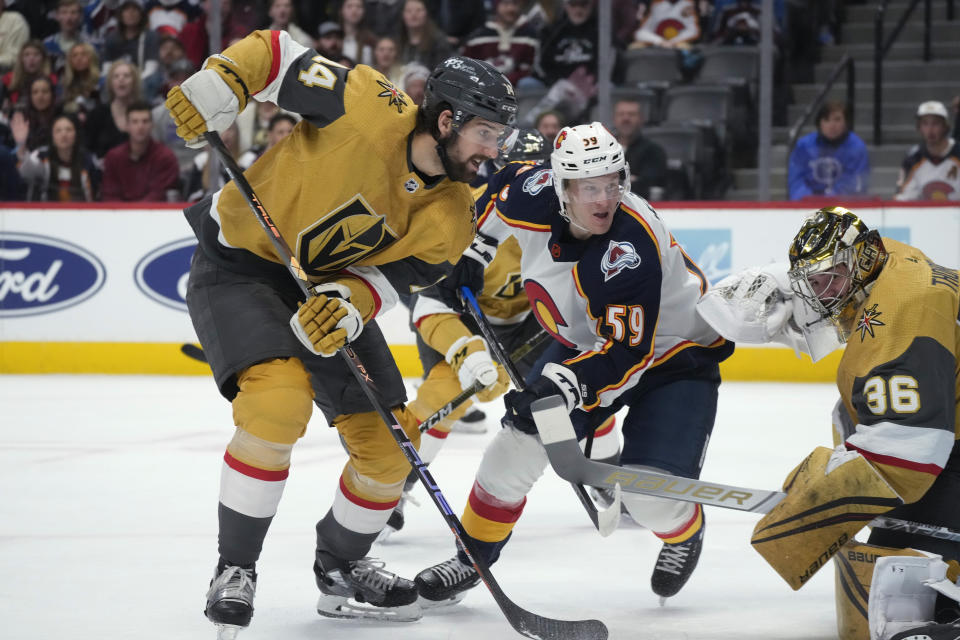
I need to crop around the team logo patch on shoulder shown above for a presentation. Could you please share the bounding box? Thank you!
[376,79,408,113]
[522,168,553,195]
[601,240,641,282]
[856,303,885,340]
[404,178,419,193]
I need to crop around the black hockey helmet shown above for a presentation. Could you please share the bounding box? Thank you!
[423,56,519,151]
[494,128,548,170]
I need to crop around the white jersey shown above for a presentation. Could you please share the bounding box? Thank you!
[895,138,960,201]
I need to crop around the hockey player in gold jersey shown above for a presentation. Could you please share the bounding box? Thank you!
[164,29,520,638]
[697,206,960,640]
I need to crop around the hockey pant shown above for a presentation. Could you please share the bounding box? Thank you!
[216,358,421,565]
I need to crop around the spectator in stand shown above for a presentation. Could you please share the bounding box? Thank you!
[157,34,186,72]
[396,0,453,71]
[268,0,313,48]
[711,0,784,47]
[181,0,263,71]
[59,42,101,123]
[518,0,561,35]
[428,0,487,49]
[104,0,162,100]
[44,0,91,75]
[316,21,346,60]
[788,100,869,201]
[400,62,428,105]
[86,60,142,159]
[0,0,30,75]
[461,0,540,87]
[895,100,960,201]
[147,0,204,38]
[534,109,563,142]
[101,100,179,201]
[371,35,404,85]
[18,113,100,201]
[0,143,25,200]
[539,0,600,87]
[339,0,377,66]
[2,42,57,111]
[363,0,402,37]
[631,0,701,49]
[151,58,198,172]
[11,77,59,154]
[237,111,296,170]
[183,120,238,201]
[613,96,667,200]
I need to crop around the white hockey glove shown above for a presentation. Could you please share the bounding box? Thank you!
[165,56,247,148]
[290,283,363,357]
[445,336,510,402]
[696,263,794,344]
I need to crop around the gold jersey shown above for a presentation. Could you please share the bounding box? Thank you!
[185,30,475,292]
[834,238,960,503]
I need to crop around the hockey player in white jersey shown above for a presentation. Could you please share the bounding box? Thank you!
[414,122,734,607]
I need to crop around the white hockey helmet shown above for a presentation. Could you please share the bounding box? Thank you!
[550,122,629,219]
[916,100,950,129]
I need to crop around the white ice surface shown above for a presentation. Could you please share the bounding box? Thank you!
[0,375,843,640]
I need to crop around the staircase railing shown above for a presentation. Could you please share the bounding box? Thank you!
[787,54,856,153]
[872,0,945,145]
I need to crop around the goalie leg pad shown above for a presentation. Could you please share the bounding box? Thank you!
[869,553,949,640]
[752,447,903,590]
[834,541,930,640]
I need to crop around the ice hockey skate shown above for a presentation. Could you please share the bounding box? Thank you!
[651,516,705,605]
[450,406,487,434]
[314,552,421,621]
[204,563,257,640]
[889,619,960,640]
[415,556,481,608]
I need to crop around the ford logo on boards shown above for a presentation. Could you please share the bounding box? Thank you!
[134,238,196,312]
[0,233,106,317]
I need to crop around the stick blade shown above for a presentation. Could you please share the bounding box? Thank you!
[531,395,576,445]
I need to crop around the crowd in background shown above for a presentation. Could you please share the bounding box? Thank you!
[0,0,953,203]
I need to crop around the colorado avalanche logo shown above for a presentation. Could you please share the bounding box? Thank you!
[921,180,955,200]
[601,240,641,282]
[522,168,553,195]
[524,279,576,348]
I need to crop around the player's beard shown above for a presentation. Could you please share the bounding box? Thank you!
[436,132,483,183]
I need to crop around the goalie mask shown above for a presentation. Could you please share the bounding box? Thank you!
[550,122,629,222]
[494,128,548,171]
[787,206,887,342]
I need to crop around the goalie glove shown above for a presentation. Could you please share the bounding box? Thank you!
[165,54,249,148]
[503,363,581,434]
[290,283,364,357]
[445,336,510,402]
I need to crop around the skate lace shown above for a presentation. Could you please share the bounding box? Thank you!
[654,541,691,576]
[350,558,399,592]
[432,557,476,587]
[207,565,256,601]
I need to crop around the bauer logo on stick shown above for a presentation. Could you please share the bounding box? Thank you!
[0,232,105,317]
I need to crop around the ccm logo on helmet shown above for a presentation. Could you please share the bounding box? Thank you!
[583,155,608,164]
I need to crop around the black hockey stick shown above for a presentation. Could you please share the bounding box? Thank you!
[868,516,960,543]
[206,132,608,640]
[459,287,621,537]
[507,327,550,362]
[531,395,787,513]
[181,343,207,362]
[419,380,484,433]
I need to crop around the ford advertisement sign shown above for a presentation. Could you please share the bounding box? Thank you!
[0,232,106,317]
[134,238,196,312]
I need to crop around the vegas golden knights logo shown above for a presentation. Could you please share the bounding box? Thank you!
[297,195,398,276]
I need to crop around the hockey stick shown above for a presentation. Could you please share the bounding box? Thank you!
[459,287,622,537]
[419,380,484,433]
[206,132,608,640]
[507,328,550,362]
[531,395,787,513]
[181,343,207,362]
[868,516,960,543]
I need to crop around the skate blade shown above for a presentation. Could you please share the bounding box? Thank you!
[658,596,668,607]
[374,525,399,544]
[316,595,422,622]
[214,624,243,640]
[417,590,469,610]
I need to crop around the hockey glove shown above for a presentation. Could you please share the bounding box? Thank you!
[290,282,364,357]
[165,54,249,148]
[445,336,510,402]
[436,235,496,312]
[503,363,582,435]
